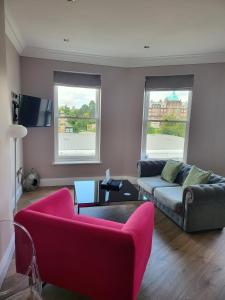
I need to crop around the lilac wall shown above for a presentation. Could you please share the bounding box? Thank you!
[6,37,20,93]
[126,63,225,174]
[20,56,225,178]
[6,36,22,200]
[0,0,14,263]
[21,58,140,178]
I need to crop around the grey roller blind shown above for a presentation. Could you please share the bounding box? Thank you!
[54,71,101,88]
[145,75,194,90]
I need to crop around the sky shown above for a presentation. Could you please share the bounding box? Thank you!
[57,86,190,108]
[150,90,189,103]
[58,86,96,108]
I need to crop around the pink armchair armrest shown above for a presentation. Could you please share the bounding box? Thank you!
[123,202,154,298]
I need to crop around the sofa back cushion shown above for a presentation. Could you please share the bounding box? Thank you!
[174,163,225,185]
[161,160,182,183]
[182,166,212,189]
[208,174,225,184]
[174,163,192,185]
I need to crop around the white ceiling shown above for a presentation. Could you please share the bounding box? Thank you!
[5,0,225,67]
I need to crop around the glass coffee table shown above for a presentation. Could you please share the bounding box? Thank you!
[74,179,150,214]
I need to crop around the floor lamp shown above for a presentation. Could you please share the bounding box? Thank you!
[8,124,28,213]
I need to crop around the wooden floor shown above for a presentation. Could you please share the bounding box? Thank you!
[15,186,225,300]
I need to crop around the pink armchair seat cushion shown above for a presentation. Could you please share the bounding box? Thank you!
[15,188,154,300]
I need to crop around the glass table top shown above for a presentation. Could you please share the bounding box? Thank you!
[74,179,150,205]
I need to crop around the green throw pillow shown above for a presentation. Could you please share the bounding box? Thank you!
[182,165,212,189]
[161,160,182,183]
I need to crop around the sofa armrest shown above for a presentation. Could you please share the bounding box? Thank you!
[137,160,166,177]
[15,210,135,300]
[183,183,225,232]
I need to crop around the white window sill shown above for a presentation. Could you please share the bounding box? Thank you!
[53,160,102,165]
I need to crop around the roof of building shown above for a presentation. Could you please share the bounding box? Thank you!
[166,91,180,101]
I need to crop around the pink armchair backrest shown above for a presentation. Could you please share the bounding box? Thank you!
[15,188,154,300]
[22,188,75,219]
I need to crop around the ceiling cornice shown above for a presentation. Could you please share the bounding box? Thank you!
[22,46,225,68]
[4,7,25,54]
[4,7,225,68]
[22,47,129,67]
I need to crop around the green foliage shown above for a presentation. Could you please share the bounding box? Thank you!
[147,124,160,134]
[59,101,96,133]
[160,122,185,137]
[147,113,186,137]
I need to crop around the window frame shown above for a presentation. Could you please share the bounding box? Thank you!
[54,84,101,164]
[141,88,192,162]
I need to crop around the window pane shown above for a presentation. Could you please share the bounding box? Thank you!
[58,118,96,157]
[58,85,97,118]
[148,90,189,121]
[146,121,187,160]
[143,90,191,160]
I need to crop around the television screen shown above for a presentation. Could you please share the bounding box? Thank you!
[18,95,52,127]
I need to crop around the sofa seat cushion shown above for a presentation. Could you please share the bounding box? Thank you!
[137,176,179,194]
[154,186,184,215]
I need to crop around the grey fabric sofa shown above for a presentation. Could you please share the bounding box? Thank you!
[137,160,225,232]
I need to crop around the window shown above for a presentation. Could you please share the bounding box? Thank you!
[141,75,193,161]
[54,72,101,163]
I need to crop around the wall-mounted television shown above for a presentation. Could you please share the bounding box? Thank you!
[18,95,52,127]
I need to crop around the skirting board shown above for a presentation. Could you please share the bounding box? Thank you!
[12,184,23,211]
[40,176,137,187]
[16,184,23,203]
[0,235,15,288]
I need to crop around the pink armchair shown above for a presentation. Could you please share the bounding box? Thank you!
[15,188,154,300]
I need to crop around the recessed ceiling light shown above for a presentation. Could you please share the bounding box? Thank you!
[64,38,70,42]
[144,45,150,49]
[67,0,76,2]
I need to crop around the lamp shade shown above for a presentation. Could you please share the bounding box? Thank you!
[8,125,28,138]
